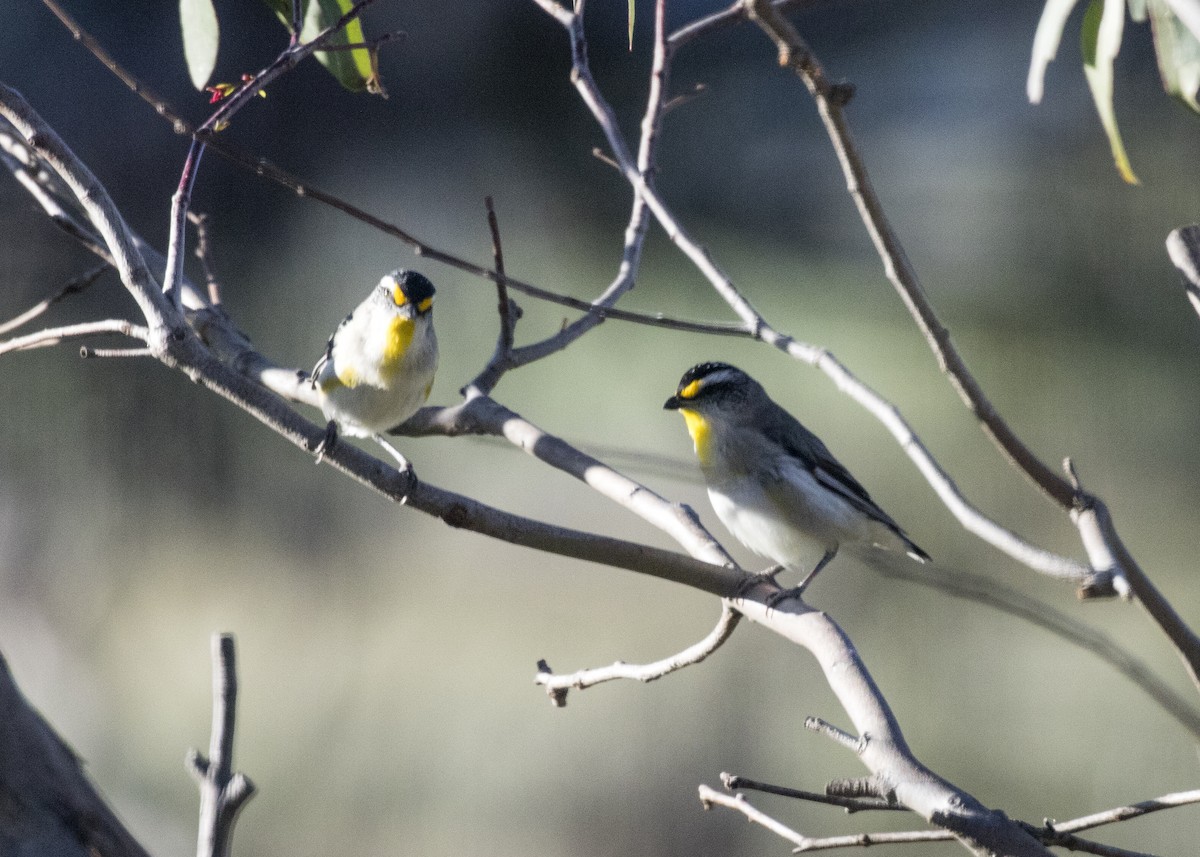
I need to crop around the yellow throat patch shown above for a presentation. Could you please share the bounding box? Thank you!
[679,408,712,466]
[382,316,416,376]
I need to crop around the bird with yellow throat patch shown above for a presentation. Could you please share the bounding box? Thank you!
[664,362,928,602]
[310,269,438,464]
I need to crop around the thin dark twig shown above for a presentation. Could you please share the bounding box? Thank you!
[468,196,521,394]
[0,263,109,335]
[733,0,1200,689]
[290,0,303,41]
[487,196,516,355]
[36,0,749,339]
[722,774,902,813]
[317,30,406,52]
[188,212,223,305]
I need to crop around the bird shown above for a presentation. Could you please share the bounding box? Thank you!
[664,361,928,601]
[309,269,438,465]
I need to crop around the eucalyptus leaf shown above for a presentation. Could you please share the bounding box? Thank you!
[1148,0,1200,112]
[180,0,220,90]
[1027,0,1081,103]
[1082,0,1139,183]
[260,0,375,93]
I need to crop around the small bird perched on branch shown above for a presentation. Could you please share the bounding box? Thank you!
[310,269,439,464]
[664,362,928,601]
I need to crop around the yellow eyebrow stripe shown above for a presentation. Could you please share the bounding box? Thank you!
[679,379,702,399]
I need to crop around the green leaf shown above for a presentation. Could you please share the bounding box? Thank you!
[309,0,375,92]
[180,0,220,90]
[1027,0,1082,103]
[628,0,635,51]
[1147,0,1200,113]
[260,0,376,93]
[1082,0,1140,183]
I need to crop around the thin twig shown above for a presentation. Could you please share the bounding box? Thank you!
[1047,789,1200,834]
[1021,826,1159,857]
[535,602,741,706]
[740,0,1075,510]
[0,85,172,343]
[468,195,520,394]
[506,0,671,368]
[0,263,108,335]
[35,3,747,338]
[804,717,865,754]
[534,0,1095,588]
[722,773,901,813]
[187,634,255,857]
[188,212,223,305]
[0,319,149,356]
[80,346,154,359]
[698,785,956,851]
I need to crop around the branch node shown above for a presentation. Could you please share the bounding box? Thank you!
[827,776,893,804]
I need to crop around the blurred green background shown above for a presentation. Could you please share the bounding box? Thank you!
[3,0,1200,854]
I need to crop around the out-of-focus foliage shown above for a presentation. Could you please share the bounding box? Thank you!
[1029,0,1200,184]
[179,0,219,89]
[180,0,378,93]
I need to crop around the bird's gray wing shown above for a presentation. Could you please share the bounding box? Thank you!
[764,411,905,531]
[309,311,354,386]
[767,413,930,560]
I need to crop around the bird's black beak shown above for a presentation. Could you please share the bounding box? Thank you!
[663,396,681,410]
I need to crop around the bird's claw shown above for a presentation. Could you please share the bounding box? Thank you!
[314,420,338,464]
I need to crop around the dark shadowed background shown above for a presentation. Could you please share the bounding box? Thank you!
[2,1,1200,854]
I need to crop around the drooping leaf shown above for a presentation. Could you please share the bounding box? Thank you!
[1081,0,1140,183]
[1147,0,1200,113]
[260,0,376,93]
[628,0,635,51]
[180,0,220,90]
[309,0,375,92]
[1028,0,1082,103]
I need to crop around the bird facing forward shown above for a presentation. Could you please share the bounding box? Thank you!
[664,362,928,598]
[310,269,438,462]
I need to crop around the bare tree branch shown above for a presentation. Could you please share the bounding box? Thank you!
[0,79,743,601]
[535,602,741,705]
[722,773,902,812]
[0,319,149,356]
[699,0,1200,691]
[0,651,152,857]
[0,83,173,345]
[699,785,957,851]
[468,195,520,394]
[533,0,1098,589]
[187,634,255,857]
